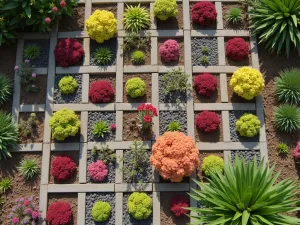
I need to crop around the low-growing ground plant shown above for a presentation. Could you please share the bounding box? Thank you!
[202,155,224,177]
[167,121,181,132]
[58,76,78,95]
[92,201,111,222]
[153,0,178,20]
[127,192,152,220]
[201,46,209,54]
[236,113,260,137]
[226,7,242,24]
[92,145,116,164]
[92,121,109,138]
[18,113,38,139]
[0,73,11,105]
[17,61,40,93]
[18,158,40,180]
[275,105,300,133]
[123,4,151,32]
[95,47,113,66]
[277,142,289,155]
[0,177,12,193]
[125,77,146,98]
[201,55,209,65]
[131,50,145,65]
[23,45,40,61]
[123,32,151,52]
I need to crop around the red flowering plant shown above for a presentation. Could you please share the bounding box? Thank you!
[170,195,189,217]
[192,1,217,27]
[50,155,76,181]
[46,201,72,225]
[89,80,115,103]
[194,73,218,97]
[137,103,158,129]
[196,111,220,132]
[294,142,300,165]
[226,37,249,61]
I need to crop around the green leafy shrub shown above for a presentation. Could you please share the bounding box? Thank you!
[0,177,12,193]
[236,113,260,137]
[131,50,145,65]
[18,158,40,180]
[123,4,150,32]
[18,113,38,139]
[58,76,78,95]
[127,192,152,220]
[0,73,11,105]
[92,121,109,138]
[123,32,151,52]
[125,77,146,98]
[277,142,289,154]
[226,7,242,24]
[0,112,18,160]
[202,155,224,177]
[49,108,80,141]
[276,69,300,105]
[23,45,40,61]
[188,156,300,224]
[153,0,178,20]
[201,56,209,65]
[201,46,209,54]
[95,47,113,66]
[275,105,300,133]
[92,145,116,164]
[167,121,181,132]
[92,201,111,222]
[249,0,300,56]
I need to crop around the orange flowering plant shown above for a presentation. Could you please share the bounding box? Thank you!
[150,132,199,182]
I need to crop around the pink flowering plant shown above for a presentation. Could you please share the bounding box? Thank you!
[159,39,180,62]
[8,196,43,225]
[294,142,300,165]
[88,160,108,182]
[137,104,158,129]
[16,60,40,93]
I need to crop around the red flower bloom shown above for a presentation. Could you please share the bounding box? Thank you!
[52,7,58,12]
[194,73,218,97]
[88,80,115,103]
[60,1,66,7]
[50,155,76,181]
[137,104,158,116]
[45,17,51,24]
[195,111,220,132]
[170,195,189,217]
[144,115,152,123]
[226,37,249,61]
[192,1,217,27]
[46,202,72,225]
[110,124,116,131]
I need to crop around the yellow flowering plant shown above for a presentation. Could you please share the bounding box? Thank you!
[86,10,117,43]
[230,67,264,100]
[236,113,260,137]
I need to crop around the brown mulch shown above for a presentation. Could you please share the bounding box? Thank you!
[222,3,248,30]
[20,75,47,105]
[190,3,217,30]
[156,4,184,30]
[123,111,153,141]
[193,74,221,103]
[58,6,85,31]
[123,74,152,103]
[158,38,184,66]
[227,76,256,103]
[225,38,252,66]
[89,74,116,103]
[92,4,118,18]
[18,112,44,144]
[160,192,190,225]
[49,151,79,184]
[0,153,42,225]
[48,193,78,225]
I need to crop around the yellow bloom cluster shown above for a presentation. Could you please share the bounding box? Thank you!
[86,10,117,43]
[230,67,264,100]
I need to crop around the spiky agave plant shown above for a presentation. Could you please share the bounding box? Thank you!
[226,7,242,24]
[250,0,300,56]
[95,47,113,66]
[188,156,300,225]
[123,4,151,32]
[275,104,300,133]
[0,74,11,105]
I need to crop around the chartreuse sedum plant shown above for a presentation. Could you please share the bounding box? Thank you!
[123,4,151,32]
[92,121,109,138]
[131,50,145,65]
[188,155,300,225]
[92,201,111,222]
[167,121,181,132]
[23,44,40,61]
[236,113,260,137]
[202,155,224,177]
[249,0,300,56]
[95,47,113,66]
[0,177,12,193]
[0,73,11,105]
[0,112,18,160]
[127,192,152,220]
[277,142,289,154]
[125,77,146,98]
[275,104,300,133]
[18,158,40,180]
[153,0,178,21]
[58,76,78,95]
[226,7,242,24]
[276,68,300,105]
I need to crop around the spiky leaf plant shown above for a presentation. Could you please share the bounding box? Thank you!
[0,112,18,160]
[123,4,151,32]
[92,121,109,138]
[23,44,40,60]
[249,0,300,56]
[167,121,181,132]
[0,74,11,105]
[188,156,300,225]
[226,7,242,24]
[0,177,12,193]
[95,47,113,66]
[276,68,300,105]
[275,104,300,133]
[18,158,40,180]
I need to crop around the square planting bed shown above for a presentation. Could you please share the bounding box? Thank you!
[123,193,153,225]
[222,3,248,30]
[89,74,116,103]
[191,37,218,66]
[159,111,187,135]
[190,3,217,30]
[20,75,47,105]
[123,112,153,141]
[54,74,82,104]
[159,74,187,103]
[231,150,261,163]
[85,193,116,225]
[87,150,116,183]
[23,39,50,67]
[229,110,259,142]
[227,75,256,103]
[58,5,85,31]
[225,37,251,66]
[90,39,117,66]
[156,4,183,30]
[49,151,79,184]
[123,74,152,103]
[88,112,116,142]
[158,38,184,66]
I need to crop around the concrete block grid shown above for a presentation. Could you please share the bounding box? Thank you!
[10,0,267,224]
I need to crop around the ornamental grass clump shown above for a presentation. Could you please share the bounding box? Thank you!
[153,0,178,21]
[125,77,146,98]
[159,39,180,62]
[0,177,12,193]
[88,160,108,182]
[202,155,224,177]
[127,192,152,220]
[18,158,40,180]
[123,4,150,32]
[86,10,117,43]
[193,73,218,97]
[167,121,181,132]
[150,132,199,182]
[230,67,264,100]
[92,201,111,222]
[236,113,260,137]
[58,76,78,95]
[0,73,11,105]
[192,1,217,27]
[94,47,113,66]
[226,7,242,24]
[46,201,72,225]
[23,45,40,61]
[274,104,300,133]
[226,37,249,61]
[188,156,300,224]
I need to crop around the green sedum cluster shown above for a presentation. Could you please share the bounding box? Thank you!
[92,201,111,222]
[125,77,146,98]
[153,0,178,21]
[127,192,152,220]
[202,155,224,177]
[49,108,80,141]
[131,50,145,65]
[236,113,260,137]
[58,76,78,95]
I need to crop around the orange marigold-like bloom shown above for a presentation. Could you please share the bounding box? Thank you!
[150,132,199,182]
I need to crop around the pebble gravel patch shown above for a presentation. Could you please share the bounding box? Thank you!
[229,111,259,142]
[231,150,261,163]
[85,193,115,225]
[159,74,187,103]
[87,150,116,183]
[123,193,153,225]
[54,74,82,104]
[90,39,117,66]
[191,37,218,66]
[88,112,116,142]
[159,111,187,135]
[24,39,49,67]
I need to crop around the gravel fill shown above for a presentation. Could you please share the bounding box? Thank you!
[24,39,49,67]
[159,111,187,135]
[54,74,82,104]
[123,150,152,183]
[123,193,153,225]
[229,111,259,142]
[191,37,218,66]
[85,193,115,225]
[88,112,116,142]
[87,150,116,183]
[231,150,261,163]
[90,39,117,66]
[159,74,187,103]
